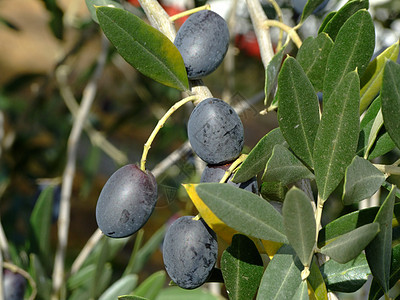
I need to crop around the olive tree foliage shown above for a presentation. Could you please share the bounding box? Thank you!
[1,0,400,299]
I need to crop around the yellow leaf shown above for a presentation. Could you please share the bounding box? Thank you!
[183,183,283,259]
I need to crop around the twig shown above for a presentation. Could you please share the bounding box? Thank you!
[246,0,275,70]
[3,261,37,300]
[263,20,302,48]
[267,0,284,51]
[51,34,109,299]
[56,66,128,166]
[169,4,210,22]
[69,228,104,276]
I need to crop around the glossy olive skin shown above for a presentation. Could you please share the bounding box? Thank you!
[201,163,258,194]
[174,10,229,79]
[162,216,218,289]
[96,164,157,238]
[187,98,244,165]
[3,270,26,300]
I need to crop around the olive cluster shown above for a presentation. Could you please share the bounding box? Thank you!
[95,9,255,290]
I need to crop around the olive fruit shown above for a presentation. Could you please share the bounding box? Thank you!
[174,10,229,79]
[162,216,218,289]
[3,269,26,300]
[201,163,258,194]
[96,164,157,238]
[187,98,244,165]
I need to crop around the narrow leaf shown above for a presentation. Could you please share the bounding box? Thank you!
[320,223,379,264]
[364,109,384,158]
[133,271,165,300]
[360,42,400,113]
[256,245,303,300]
[85,0,123,23]
[368,243,400,300]
[321,0,369,41]
[301,0,328,22]
[308,259,328,300]
[314,71,360,201]
[291,280,309,300]
[187,183,288,243]
[381,60,400,149]
[368,132,396,160]
[96,6,189,91]
[262,145,315,185]
[342,156,385,205]
[323,9,375,101]
[278,56,320,168]
[260,181,288,202]
[361,96,382,129]
[155,286,220,300]
[318,11,336,34]
[366,185,396,292]
[99,275,138,300]
[265,46,286,107]
[221,234,264,300]
[283,188,316,266]
[320,253,370,293]
[233,128,287,183]
[296,33,333,92]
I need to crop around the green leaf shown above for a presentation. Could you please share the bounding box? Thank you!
[260,182,288,202]
[67,264,96,290]
[262,145,315,185]
[155,287,220,300]
[195,183,288,243]
[119,296,148,300]
[314,71,360,201]
[320,223,379,264]
[361,96,382,129]
[30,186,54,267]
[296,33,333,92]
[41,0,64,39]
[256,245,302,300]
[342,156,385,205]
[233,128,286,183]
[91,240,113,298]
[301,0,327,23]
[357,96,381,156]
[318,11,336,34]
[366,185,396,292]
[282,188,316,267]
[323,9,374,102]
[320,253,370,293]
[291,281,309,300]
[364,109,384,159]
[133,271,166,300]
[368,243,400,300]
[278,56,320,168]
[29,254,51,300]
[321,0,369,41]
[96,6,189,91]
[99,275,139,300]
[265,45,286,107]
[359,42,400,113]
[85,0,123,23]
[221,234,264,300]
[368,132,396,160]
[381,60,400,149]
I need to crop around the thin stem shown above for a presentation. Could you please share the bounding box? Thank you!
[262,20,302,48]
[373,164,400,176]
[51,35,108,299]
[140,95,198,171]
[219,154,247,183]
[3,261,37,300]
[267,0,284,51]
[169,4,210,22]
[69,228,104,276]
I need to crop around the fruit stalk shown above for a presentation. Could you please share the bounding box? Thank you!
[169,4,211,22]
[140,95,198,171]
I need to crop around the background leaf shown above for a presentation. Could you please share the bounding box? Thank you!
[301,0,328,23]
[320,0,369,41]
[314,71,360,201]
[133,271,166,300]
[342,156,385,205]
[296,33,333,92]
[155,286,220,300]
[221,234,264,300]
[359,42,399,113]
[99,275,138,300]
[187,183,288,243]
[256,245,302,300]
[320,223,379,263]
[233,128,286,183]
[320,253,370,293]
[323,10,374,102]
[365,185,396,292]
[278,56,320,168]
[283,188,316,266]
[96,6,189,91]
[262,145,315,185]
[381,60,400,149]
